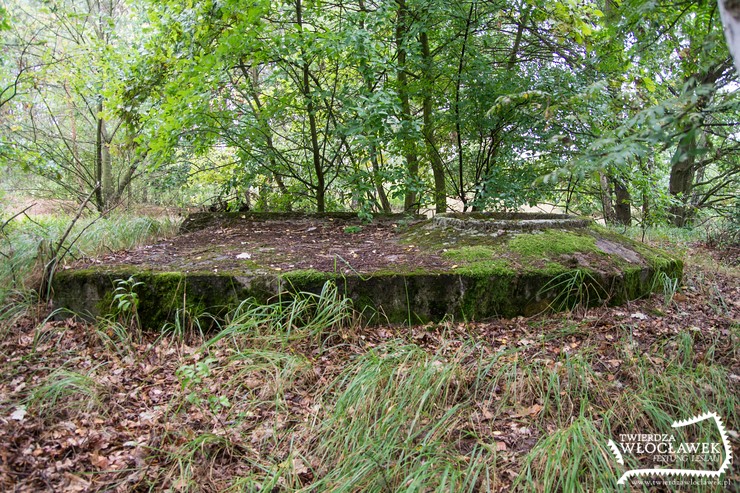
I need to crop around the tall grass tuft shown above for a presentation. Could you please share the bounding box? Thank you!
[207,280,354,350]
[0,213,179,304]
[26,367,105,420]
[539,269,606,313]
[515,416,621,492]
[307,343,493,492]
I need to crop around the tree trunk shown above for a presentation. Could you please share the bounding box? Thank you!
[296,0,325,212]
[94,99,104,212]
[669,129,698,226]
[395,0,419,212]
[420,31,445,214]
[453,3,474,208]
[613,177,631,226]
[667,60,728,226]
[101,118,113,204]
[599,172,615,224]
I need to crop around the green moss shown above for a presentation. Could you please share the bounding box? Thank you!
[507,230,597,258]
[618,267,649,304]
[453,260,515,278]
[281,269,337,288]
[534,262,571,276]
[443,245,498,262]
[460,275,515,318]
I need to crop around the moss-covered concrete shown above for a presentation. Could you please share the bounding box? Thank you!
[180,211,426,233]
[52,268,278,329]
[51,213,683,328]
[434,212,592,232]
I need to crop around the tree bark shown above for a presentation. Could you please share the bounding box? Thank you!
[395,0,419,212]
[667,60,729,226]
[95,99,104,212]
[296,0,325,212]
[101,118,113,203]
[669,127,699,226]
[599,172,615,224]
[613,177,631,226]
[420,31,446,213]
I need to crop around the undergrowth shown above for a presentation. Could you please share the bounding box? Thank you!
[0,213,179,305]
[1,216,738,492]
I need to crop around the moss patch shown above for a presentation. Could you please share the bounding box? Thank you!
[443,245,498,262]
[280,269,337,290]
[453,260,515,278]
[507,230,597,258]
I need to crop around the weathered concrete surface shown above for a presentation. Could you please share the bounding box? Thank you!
[434,212,592,233]
[180,211,426,234]
[52,263,680,328]
[51,213,683,329]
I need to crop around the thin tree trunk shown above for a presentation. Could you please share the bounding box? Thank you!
[507,9,528,71]
[296,0,325,212]
[95,99,104,212]
[101,119,113,203]
[453,3,474,208]
[396,0,419,212]
[420,31,445,213]
[613,177,631,226]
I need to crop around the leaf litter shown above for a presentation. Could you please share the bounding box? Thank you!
[0,247,738,492]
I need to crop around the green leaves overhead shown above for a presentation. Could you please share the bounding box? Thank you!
[0,0,736,224]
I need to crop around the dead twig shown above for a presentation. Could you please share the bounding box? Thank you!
[0,204,35,233]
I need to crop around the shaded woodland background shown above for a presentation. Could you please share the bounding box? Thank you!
[0,0,738,232]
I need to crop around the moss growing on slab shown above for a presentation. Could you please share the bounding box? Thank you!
[453,260,515,278]
[507,230,597,258]
[280,269,339,293]
[52,216,685,327]
[443,245,498,262]
[534,262,572,276]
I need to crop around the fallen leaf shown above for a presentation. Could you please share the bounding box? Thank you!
[10,406,26,421]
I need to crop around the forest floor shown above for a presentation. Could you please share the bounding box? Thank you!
[0,218,739,491]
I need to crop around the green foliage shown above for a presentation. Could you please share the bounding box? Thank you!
[2,0,738,226]
[112,276,142,317]
[176,357,230,411]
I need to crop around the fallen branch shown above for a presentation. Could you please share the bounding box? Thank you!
[0,204,35,233]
